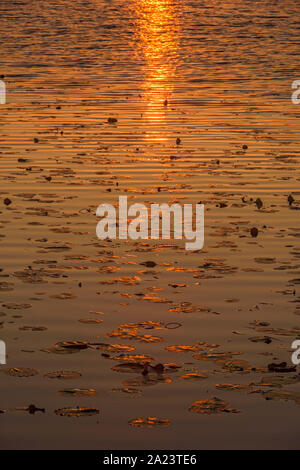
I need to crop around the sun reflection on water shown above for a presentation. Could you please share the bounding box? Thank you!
[130,0,181,140]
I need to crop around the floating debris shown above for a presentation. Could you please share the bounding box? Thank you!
[255,198,263,210]
[250,227,259,238]
[140,261,157,268]
[10,404,45,414]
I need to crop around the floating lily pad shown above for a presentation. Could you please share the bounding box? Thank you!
[140,261,157,268]
[43,371,82,379]
[2,303,32,310]
[254,257,276,264]
[112,362,144,373]
[166,344,202,353]
[112,354,153,363]
[78,318,103,324]
[122,376,172,387]
[0,282,14,291]
[128,417,170,427]
[193,351,241,362]
[1,367,39,377]
[180,372,209,380]
[263,390,300,405]
[268,362,296,373]
[42,346,81,355]
[164,322,182,329]
[249,336,272,344]
[258,327,300,337]
[189,397,240,414]
[55,407,99,417]
[56,341,88,350]
[19,325,47,331]
[216,383,251,391]
[110,387,142,397]
[223,359,252,372]
[253,375,299,388]
[50,293,77,300]
[10,404,45,414]
[57,388,97,397]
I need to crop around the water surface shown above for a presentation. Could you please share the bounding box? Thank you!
[0,0,299,449]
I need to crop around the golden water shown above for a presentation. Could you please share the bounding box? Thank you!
[0,0,299,449]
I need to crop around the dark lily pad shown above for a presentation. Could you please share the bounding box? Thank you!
[128,417,170,427]
[189,397,240,414]
[55,407,99,417]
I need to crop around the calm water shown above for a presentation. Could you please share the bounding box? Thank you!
[0,0,299,449]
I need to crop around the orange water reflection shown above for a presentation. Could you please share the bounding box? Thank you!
[130,0,181,140]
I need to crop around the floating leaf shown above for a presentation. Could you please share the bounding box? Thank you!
[10,404,45,414]
[55,407,99,417]
[189,397,240,414]
[50,293,77,300]
[112,362,144,373]
[254,258,276,264]
[180,372,209,380]
[253,375,299,389]
[223,359,252,372]
[78,318,103,324]
[140,261,157,268]
[216,383,251,391]
[263,390,300,405]
[249,336,272,344]
[2,303,32,310]
[1,367,38,377]
[19,325,47,332]
[128,417,170,427]
[56,341,88,350]
[267,362,296,373]
[122,376,172,387]
[57,388,97,397]
[0,282,14,291]
[166,344,202,353]
[44,371,82,379]
[110,387,142,397]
